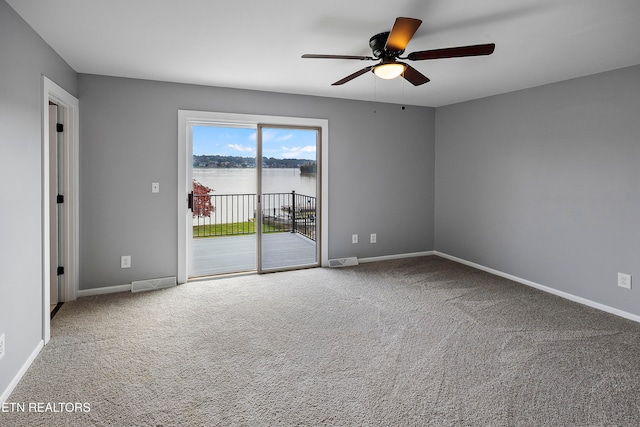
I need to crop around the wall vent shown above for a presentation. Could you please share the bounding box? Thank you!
[131,276,177,293]
[328,257,359,268]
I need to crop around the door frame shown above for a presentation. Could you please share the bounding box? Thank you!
[42,76,79,343]
[177,110,329,283]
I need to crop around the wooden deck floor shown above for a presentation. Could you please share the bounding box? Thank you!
[191,232,317,277]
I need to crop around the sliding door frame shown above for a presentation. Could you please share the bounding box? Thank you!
[177,110,329,283]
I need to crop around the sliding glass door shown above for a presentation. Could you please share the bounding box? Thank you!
[187,122,320,277]
[190,125,257,276]
[258,125,320,272]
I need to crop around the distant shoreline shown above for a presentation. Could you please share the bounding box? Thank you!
[193,154,314,169]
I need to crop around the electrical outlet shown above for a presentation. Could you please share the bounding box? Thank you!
[618,273,632,290]
[0,333,5,360]
[121,255,131,269]
[370,233,377,244]
[352,234,358,244]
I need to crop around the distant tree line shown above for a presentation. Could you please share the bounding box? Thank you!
[194,155,255,168]
[300,161,317,174]
[194,155,315,170]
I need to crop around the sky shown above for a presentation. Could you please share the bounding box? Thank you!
[193,126,317,160]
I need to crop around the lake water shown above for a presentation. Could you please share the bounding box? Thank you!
[193,168,316,197]
[192,168,317,224]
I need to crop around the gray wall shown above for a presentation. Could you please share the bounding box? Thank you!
[0,0,77,398]
[78,74,436,289]
[435,64,640,316]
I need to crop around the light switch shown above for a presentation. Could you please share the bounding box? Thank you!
[152,182,160,193]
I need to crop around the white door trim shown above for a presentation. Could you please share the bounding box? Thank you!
[42,76,79,343]
[177,110,329,283]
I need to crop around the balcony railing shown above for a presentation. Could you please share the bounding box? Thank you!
[192,191,316,241]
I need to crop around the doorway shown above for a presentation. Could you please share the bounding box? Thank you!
[177,111,329,283]
[48,102,63,312]
[188,124,320,277]
[42,76,79,343]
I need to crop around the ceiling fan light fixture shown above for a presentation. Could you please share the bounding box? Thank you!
[374,63,406,80]
[302,17,494,86]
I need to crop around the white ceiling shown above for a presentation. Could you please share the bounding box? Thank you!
[7,0,640,107]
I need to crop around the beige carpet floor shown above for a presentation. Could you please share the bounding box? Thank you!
[4,256,640,426]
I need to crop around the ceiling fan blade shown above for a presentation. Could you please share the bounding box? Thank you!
[407,43,495,61]
[385,17,422,54]
[402,64,430,86]
[302,54,375,60]
[332,65,375,86]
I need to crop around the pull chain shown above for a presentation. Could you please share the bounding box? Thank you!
[402,71,406,110]
[373,74,377,113]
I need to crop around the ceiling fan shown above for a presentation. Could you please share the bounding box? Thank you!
[302,17,495,86]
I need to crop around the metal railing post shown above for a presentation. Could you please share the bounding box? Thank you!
[291,191,296,234]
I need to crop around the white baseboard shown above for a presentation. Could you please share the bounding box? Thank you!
[358,251,435,264]
[77,284,131,298]
[434,251,640,324]
[0,340,44,405]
